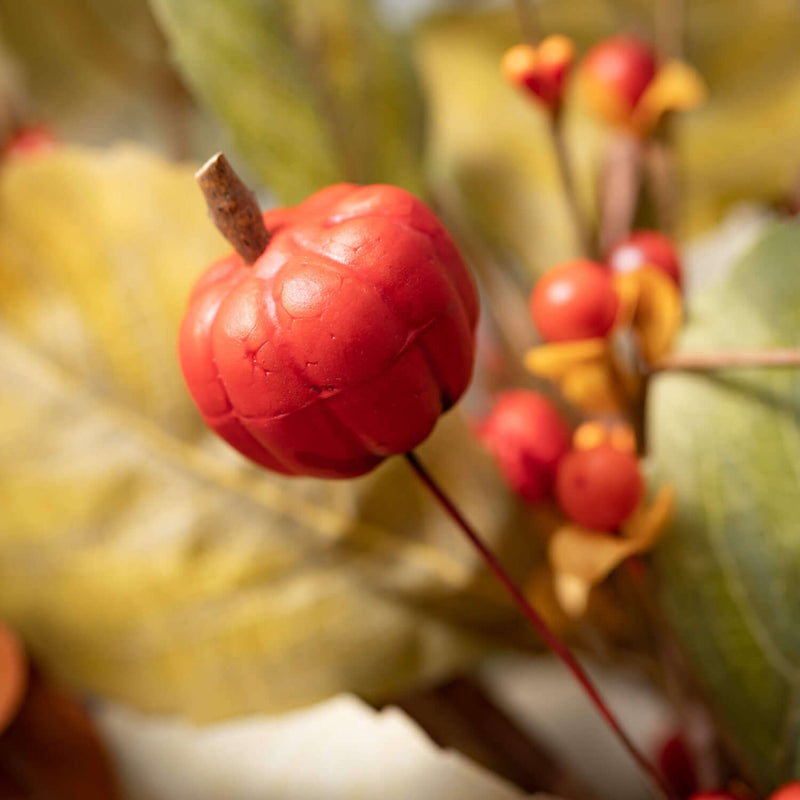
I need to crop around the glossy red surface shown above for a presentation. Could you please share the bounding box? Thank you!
[607,229,682,287]
[478,390,571,504]
[769,782,800,800]
[555,444,643,530]
[179,183,478,478]
[582,35,657,112]
[530,259,619,342]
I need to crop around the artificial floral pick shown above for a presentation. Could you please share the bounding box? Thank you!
[181,154,674,798]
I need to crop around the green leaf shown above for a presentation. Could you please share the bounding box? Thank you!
[650,220,800,790]
[0,145,540,720]
[149,0,426,202]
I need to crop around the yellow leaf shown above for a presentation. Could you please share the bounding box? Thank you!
[0,145,541,720]
[634,60,708,134]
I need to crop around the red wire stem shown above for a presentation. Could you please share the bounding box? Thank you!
[404,451,674,799]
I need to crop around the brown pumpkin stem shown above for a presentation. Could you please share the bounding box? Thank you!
[651,348,800,374]
[195,152,270,265]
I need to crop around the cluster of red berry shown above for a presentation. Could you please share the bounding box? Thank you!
[479,229,680,531]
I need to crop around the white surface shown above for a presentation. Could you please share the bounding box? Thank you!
[96,694,551,800]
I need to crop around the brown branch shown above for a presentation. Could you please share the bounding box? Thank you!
[195,153,270,265]
[655,0,685,61]
[550,114,596,258]
[598,133,645,254]
[651,348,800,374]
[513,0,540,46]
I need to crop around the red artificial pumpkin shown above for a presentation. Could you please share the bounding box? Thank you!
[179,183,478,479]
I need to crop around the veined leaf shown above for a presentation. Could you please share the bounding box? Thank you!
[0,145,539,720]
[149,0,426,202]
[650,220,800,790]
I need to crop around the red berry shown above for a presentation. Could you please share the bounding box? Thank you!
[657,732,697,798]
[502,35,575,110]
[607,229,682,287]
[0,622,26,734]
[478,390,571,504]
[179,183,478,479]
[530,259,619,342]
[2,125,57,160]
[555,443,642,530]
[769,782,800,800]
[582,35,657,115]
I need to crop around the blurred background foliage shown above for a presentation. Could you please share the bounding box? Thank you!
[0,0,799,793]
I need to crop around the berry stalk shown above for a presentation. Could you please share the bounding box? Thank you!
[651,348,800,374]
[510,0,594,258]
[549,113,595,257]
[404,451,674,800]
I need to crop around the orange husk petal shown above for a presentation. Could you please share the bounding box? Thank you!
[632,60,707,134]
[502,44,539,87]
[613,267,683,363]
[609,422,637,454]
[524,338,609,379]
[561,361,627,414]
[579,72,636,129]
[538,34,576,69]
[573,421,608,450]
[554,573,593,617]
[619,483,675,546]
[549,484,675,616]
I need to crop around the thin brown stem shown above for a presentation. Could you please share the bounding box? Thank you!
[513,0,540,46]
[195,153,270,265]
[549,114,595,258]
[404,451,674,800]
[655,0,685,61]
[598,133,645,254]
[646,134,679,236]
[651,348,800,374]
[651,0,685,234]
